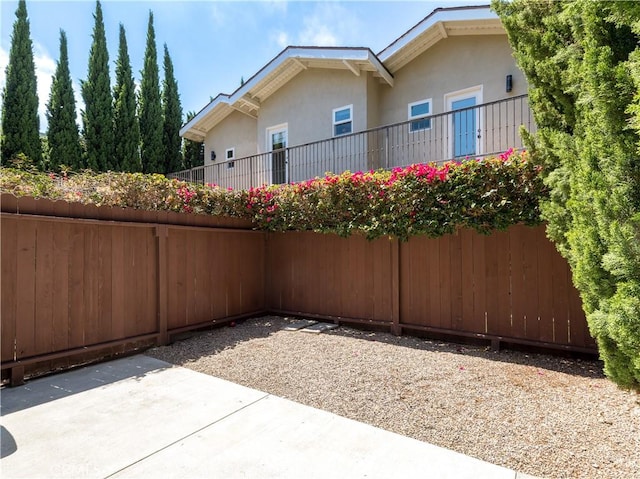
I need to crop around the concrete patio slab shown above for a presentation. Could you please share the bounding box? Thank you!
[281,319,318,331]
[299,322,340,334]
[1,355,524,479]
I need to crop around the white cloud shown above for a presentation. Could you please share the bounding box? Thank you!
[293,3,360,47]
[34,43,56,131]
[209,4,226,28]
[273,30,289,49]
[0,46,9,92]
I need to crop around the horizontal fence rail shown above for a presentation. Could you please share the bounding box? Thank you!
[169,94,535,189]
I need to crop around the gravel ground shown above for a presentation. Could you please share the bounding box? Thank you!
[147,316,640,479]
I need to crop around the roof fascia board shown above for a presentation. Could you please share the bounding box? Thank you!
[379,6,497,62]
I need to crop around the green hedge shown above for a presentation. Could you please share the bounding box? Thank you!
[0,149,545,240]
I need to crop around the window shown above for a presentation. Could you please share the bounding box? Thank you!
[408,99,432,132]
[226,148,235,169]
[333,105,353,136]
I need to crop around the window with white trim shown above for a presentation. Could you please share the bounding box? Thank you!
[226,148,235,169]
[408,99,432,132]
[333,105,353,136]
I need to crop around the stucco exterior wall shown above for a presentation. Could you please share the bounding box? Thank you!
[203,110,257,166]
[257,68,369,152]
[378,34,527,125]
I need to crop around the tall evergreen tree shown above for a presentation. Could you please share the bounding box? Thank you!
[46,30,82,171]
[139,11,163,174]
[113,24,140,172]
[81,0,113,171]
[162,43,183,174]
[182,110,204,169]
[494,0,640,390]
[1,0,42,167]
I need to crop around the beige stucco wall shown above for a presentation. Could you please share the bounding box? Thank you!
[203,110,257,167]
[378,34,528,125]
[257,68,369,152]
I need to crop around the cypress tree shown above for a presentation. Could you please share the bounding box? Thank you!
[81,0,113,171]
[182,111,204,169]
[1,0,42,167]
[162,44,183,174]
[494,0,640,390]
[46,30,82,171]
[139,11,163,174]
[113,24,141,172]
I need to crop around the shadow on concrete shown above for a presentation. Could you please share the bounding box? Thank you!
[1,426,17,458]
[0,356,171,416]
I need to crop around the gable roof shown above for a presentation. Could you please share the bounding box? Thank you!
[181,4,502,142]
[181,47,393,141]
[379,5,501,73]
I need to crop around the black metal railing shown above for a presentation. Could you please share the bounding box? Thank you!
[169,94,535,189]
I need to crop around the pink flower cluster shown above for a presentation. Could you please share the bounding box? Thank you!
[177,185,196,213]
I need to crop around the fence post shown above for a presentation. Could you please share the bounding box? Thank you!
[391,238,401,336]
[155,225,169,345]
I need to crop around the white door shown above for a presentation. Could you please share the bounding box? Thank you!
[267,124,288,184]
[445,86,482,159]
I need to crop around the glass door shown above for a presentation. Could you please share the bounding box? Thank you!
[445,87,482,160]
[268,126,287,184]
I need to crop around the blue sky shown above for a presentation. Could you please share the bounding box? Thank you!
[1,0,486,131]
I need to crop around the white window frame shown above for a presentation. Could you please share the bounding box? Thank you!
[332,104,353,137]
[408,98,432,133]
[225,148,235,169]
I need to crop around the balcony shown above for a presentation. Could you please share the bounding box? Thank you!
[169,94,535,189]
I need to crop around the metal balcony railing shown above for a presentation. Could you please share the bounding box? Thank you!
[169,94,535,189]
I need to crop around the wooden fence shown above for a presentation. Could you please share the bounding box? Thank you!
[266,227,596,353]
[1,195,265,385]
[1,194,596,385]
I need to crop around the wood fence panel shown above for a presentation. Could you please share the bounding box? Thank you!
[522,226,541,341]
[68,223,86,349]
[34,221,54,356]
[449,233,463,332]
[110,226,126,339]
[472,233,487,334]
[438,236,452,330]
[426,237,442,326]
[1,217,17,362]
[15,219,37,359]
[537,230,556,343]
[495,230,512,337]
[459,229,475,333]
[509,225,528,340]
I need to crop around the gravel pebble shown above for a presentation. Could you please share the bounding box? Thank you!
[147,316,640,479]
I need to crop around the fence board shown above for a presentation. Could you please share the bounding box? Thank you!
[449,233,463,332]
[1,217,17,362]
[34,221,54,355]
[68,223,86,348]
[111,226,126,339]
[495,230,512,338]
[537,231,556,343]
[438,236,452,330]
[509,225,527,339]
[460,229,475,333]
[523,226,540,341]
[16,219,37,359]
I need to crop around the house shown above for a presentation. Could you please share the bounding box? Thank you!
[177,5,532,189]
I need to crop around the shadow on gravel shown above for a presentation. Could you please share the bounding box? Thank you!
[325,324,606,380]
[146,316,293,366]
[147,315,605,381]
